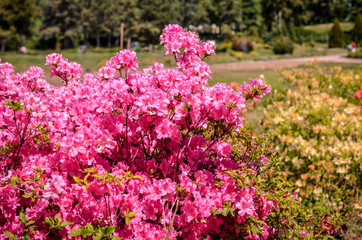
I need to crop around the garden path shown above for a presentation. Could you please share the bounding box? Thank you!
[210,54,362,72]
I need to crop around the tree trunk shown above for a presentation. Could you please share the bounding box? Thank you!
[107,31,112,47]
[96,27,101,48]
[84,27,89,46]
[1,41,5,52]
[127,37,131,49]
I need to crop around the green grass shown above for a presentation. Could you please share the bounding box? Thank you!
[303,22,354,34]
[210,68,284,89]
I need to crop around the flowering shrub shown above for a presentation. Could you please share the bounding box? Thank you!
[262,62,361,235]
[0,25,343,239]
[280,61,361,105]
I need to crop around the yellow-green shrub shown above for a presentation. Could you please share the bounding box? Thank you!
[262,62,362,216]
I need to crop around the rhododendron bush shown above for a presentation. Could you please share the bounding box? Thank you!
[0,25,343,239]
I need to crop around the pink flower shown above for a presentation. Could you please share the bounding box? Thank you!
[106,50,138,74]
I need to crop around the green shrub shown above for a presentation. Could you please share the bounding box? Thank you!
[348,48,362,58]
[230,50,243,59]
[329,18,345,48]
[352,14,362,44]
[272,36,294,54]
[216,41,232,52]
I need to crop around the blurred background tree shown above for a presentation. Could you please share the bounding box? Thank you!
[352,14,362,44]
[0,0,361,50]
[329,18,345,48]
[0,0,37,51]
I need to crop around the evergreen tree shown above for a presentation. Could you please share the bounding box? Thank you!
[40,0,81,49]
[138,0,180,44]
[202,0,242,34]
[261,0,305,32]
[242,0,262,31]
[305,0,349,24]
[329,18,345,48]
[347,0,362,21]
[118,0,142,48]
[178,0,209,28]
[0,0,37,50]
[352,14,362,44]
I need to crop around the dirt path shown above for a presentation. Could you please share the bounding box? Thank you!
[210,54,362,72]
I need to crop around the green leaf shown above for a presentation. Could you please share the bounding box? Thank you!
[4,231,15,238]
[22,192,34,198]
[127,212,137,218]
[132,175,144,181]
[69,229,82,237]
[103,226,116,236]
[82,229,94,238]
[19,210,27,226]
[92,174,104,179]
[111,236,121,240]
[3,100,24,111]
[250,223,260,235]
[84,167,97,173]
[54,213,60,222]
[26,220,35,227]
[222,207,229,217]
[93,235,102,240]
[22,232,30,240]
[73,176,83,184]
[125,217,131,226]
[59,220,74,228]
[45,216,55,228]
[115,179,124,187]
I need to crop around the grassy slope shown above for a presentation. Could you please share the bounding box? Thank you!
[303,22,354,34]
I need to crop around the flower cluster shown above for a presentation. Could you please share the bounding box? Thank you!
[239,78,271,100]
[263,63,361,217]
[45,53,83,85]
[0,25,341,239]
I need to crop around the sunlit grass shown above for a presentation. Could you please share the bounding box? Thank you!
[303,22,354,34]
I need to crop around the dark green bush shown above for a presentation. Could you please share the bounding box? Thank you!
[272,36,294,54]
[329,18,345,48]
[352,14,362,44]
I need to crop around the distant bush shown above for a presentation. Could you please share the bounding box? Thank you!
[230,50,243,59]
[232,37,253,53]
[348,48,362,58]
[272,36,294,54]
[215,41,232,52]
[329,18,345,48]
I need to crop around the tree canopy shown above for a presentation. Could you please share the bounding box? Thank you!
[0,0,361,50]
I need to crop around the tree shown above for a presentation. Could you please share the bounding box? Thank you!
[329,18,345,48]
[305,0,349,24]
[261,0,305,32]
[138,0,180,44]
[347,0,362,22]
[118,0,142,48]
[178,0,209,28]
[242,0,262,32]
[352,14,362,44]
[40,0,81,49]
[201,0,243,35]
[0,0,37,50]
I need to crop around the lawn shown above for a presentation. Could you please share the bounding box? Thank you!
[0,48,358,88]
[303,22,354,34]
